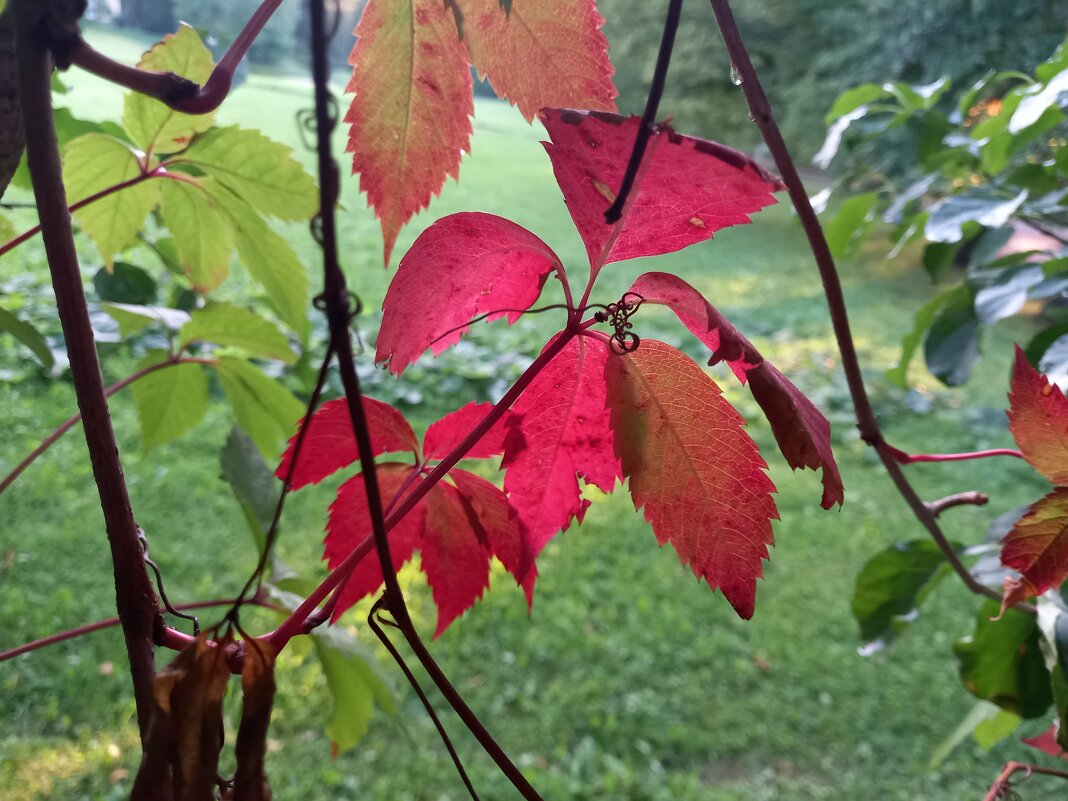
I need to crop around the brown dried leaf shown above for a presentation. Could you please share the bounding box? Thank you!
[233,639,277,801]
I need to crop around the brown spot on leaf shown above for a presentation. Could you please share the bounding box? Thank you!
[593,180,615,203]
[689,216,706,228]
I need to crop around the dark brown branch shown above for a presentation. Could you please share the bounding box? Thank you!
[983,761,1068,801]
[14,0,161,740]
[706,0,1036,616]
[0,357,216,497]
[925,491,989,518]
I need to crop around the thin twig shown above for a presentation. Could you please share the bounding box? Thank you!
[14,0,161,739]
[925,491,989,518]
[706,0,1037,616]
[0,357,216,497]
[886,446,1025,464]
[983,761,1068,801]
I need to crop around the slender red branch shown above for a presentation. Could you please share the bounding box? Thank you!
[14,0,161,740]
[925,490,989,518]
[707,0,1037,616]
[983,761,1068,801]
[0,357,216,497]
[886,445,1025,464]
[0,598,272,664]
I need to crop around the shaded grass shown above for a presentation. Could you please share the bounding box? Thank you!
[1,23,1062,801]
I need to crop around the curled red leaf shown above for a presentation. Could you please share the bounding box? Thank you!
[1008,345,1068,485]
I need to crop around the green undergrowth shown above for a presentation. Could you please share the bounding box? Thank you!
[0,25,1061,801]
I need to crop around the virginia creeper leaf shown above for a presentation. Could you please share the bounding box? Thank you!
[1008,346,1068,484]
[631,272,843,508]
[312,635,379,755]
[502,334,620,565]
[999,489,1068,610]
[450,467,536,606]
[540,109,783,269]
[454,0,617,121]
[377,212,560,374]
[0,306,53,369]
[423,401,512,461]
[220,427,276,554]
[605,339,778,620]
[233,640,276,801]
[277,397,419,489]
[214,356,305,461]
[345,0,473,265]
[178,303,295,364]
[131,350,208,450]
[64,133,160,267]
[101,302,190,339]
[93,262,158,305]
[422,480,493,636]
[954,599,1052,719]
[159,178,235,293]
[326,464,427,619]
[123,25,215,155]
[180,125,318,220]
[1023,725,1068,759]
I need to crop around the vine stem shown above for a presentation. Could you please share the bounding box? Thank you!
[13,0,161,740]
[0,597,275,664]
[0,357,216,497]
[983,761,1068,801]
[706,0,1036,616]
[925,490,989,518]
[887,446,1025,464]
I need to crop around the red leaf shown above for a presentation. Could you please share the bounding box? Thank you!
[345,0,473,264]
[325,464,426,620]
[605,339,778,619]
[376,212,561,375]
[540,109,783,270]
[278,397,419,490]
[630,271,758,381]
[422,481,493,636]
[455,0,617,122]
[631,272,843,508]
[450,468,536,606]
[999,488,1068,610]
[503,334,620,564]
[1008,346,1068,485]
[1023,725,1068,760]
[423,401,512,461]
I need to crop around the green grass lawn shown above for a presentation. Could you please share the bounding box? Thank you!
[1,23,1062,801]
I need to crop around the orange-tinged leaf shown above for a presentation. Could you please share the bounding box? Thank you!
[606,339,778,619]
[1008,346,1068,484]
[345,0,474,265]
[999,488,1068,610]
[455,0,617,121]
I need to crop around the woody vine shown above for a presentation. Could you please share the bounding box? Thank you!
[3,0,1068,798]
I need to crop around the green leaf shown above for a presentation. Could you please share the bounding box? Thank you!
[974,266,1045,324]
[973,708,1022,751]
[92,262,158,305]
[213,356,303,459]
[954,599,1052,719]
[886,284,970,387]
[179,303,294,363]
[122,25,215,155]
[220,426,279,553]
[179,126,318,221]
[925,191,1028,243]
[1026,322,1068,373]
[826,84,889,122]
[0,307,53,368]
[313,628,396,754]
[922,242,960,283]
[0,211,15,243]
[1009,68,1068,134]
[929,701,1004,769]
[824,192,877,260]
[852,540,955,650]
[885,78,950,111]
[206,185,308,331]
[159,178,234,293]
[131,350,209,450]
[924,286,981,386]
[101,302,191,338]
[63,134,161,266]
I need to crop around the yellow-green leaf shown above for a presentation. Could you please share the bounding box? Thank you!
[131,350,209,450]
[123,25,215,156]
[179,303,295,363]
[64,134,160,266]
[214,356,303,459]
[159,178,234,292]
[180,126,317,220]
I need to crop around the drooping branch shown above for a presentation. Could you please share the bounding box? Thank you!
[13,0,161,739]
[0,357,216,497]
[705,0,1035,616]
[983,761,1068,801]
